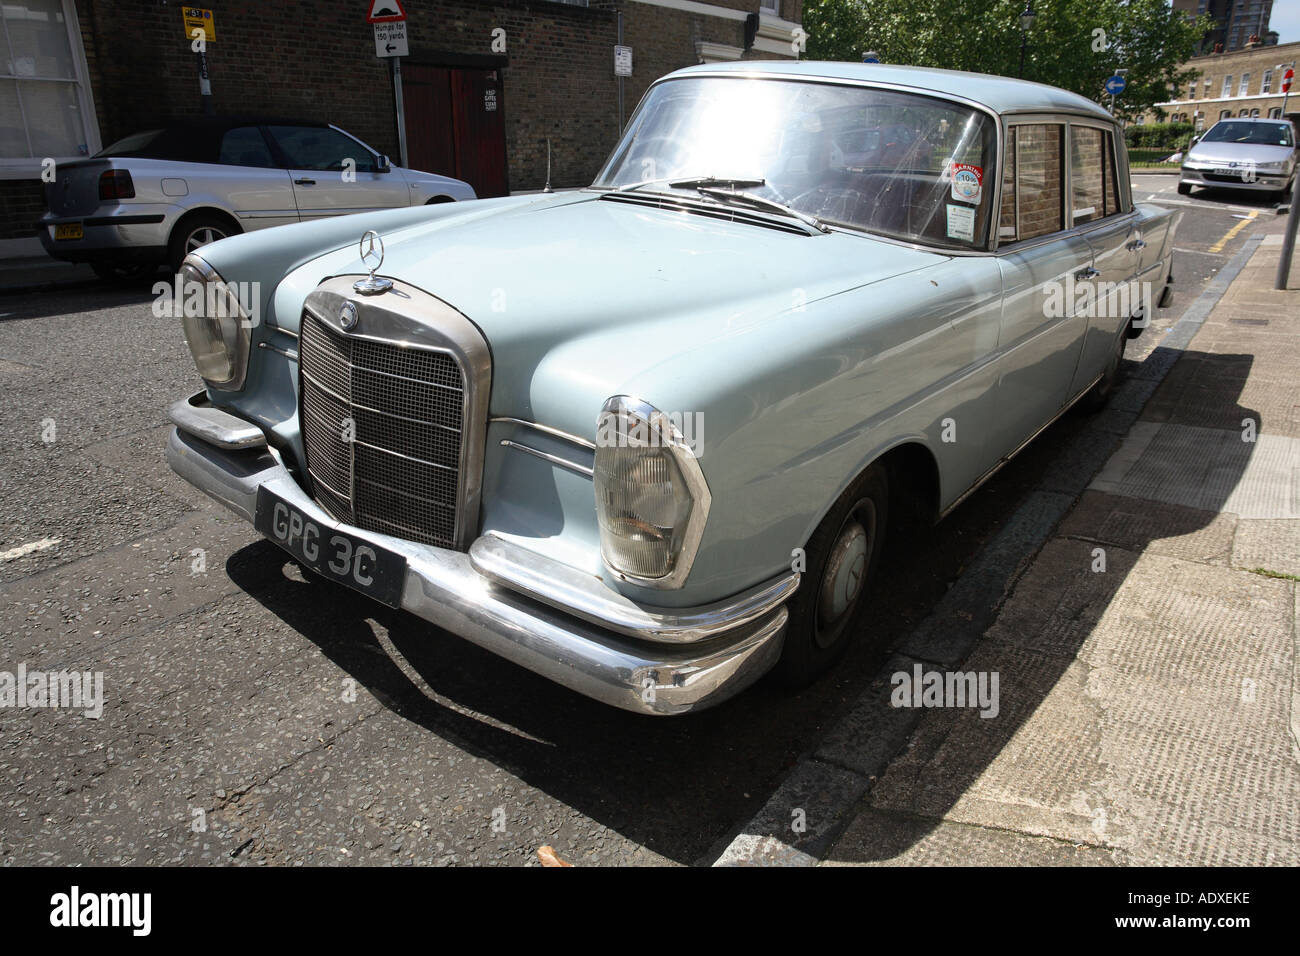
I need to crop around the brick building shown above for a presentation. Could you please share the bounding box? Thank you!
[1172,0,1275,54]
[1142,37,1299,129]
[1,0,803,255]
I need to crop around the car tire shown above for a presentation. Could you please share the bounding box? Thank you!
[775,463,889,688]
[1078,328,1127,413]
[91,262,158,284]
[168,213,238,274]
[1177,182,1192,195]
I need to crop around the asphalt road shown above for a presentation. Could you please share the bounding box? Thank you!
[0,180,1289,866]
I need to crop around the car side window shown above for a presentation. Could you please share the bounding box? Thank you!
[998,123,1064,243]
[1070,126,1109,226]
[218,127,275,168]
[1101,130,1123,216]
[266,126,378,173]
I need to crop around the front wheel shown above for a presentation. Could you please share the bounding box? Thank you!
[776,464,889,687]
[1177,182,1192,195]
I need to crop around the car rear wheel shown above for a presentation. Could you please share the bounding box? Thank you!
[1078,328,1126,413]
[168,214,237,274]
[776,463,889,688]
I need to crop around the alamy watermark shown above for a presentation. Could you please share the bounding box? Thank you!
[890,663,999,718]
[152,274,261,328]
[1042,277,1153,324]
[0,664,104,718]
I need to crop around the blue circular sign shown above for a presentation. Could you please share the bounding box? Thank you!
[1104,75,1127,96]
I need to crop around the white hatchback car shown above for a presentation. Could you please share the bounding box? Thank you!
[38,117,476,280]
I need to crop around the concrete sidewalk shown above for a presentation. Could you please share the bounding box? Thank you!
[0,254,96,294]
[822,237,1300,865]
[716,236,1299,866]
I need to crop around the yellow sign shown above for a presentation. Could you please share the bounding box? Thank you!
[182,7,216,43]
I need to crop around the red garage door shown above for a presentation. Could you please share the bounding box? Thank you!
[403,65,508,198]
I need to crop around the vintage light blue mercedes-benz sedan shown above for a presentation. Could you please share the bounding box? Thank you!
[165,62,1179,715]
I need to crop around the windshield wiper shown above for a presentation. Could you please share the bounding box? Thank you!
[692,185,832,234]
[613,174,766,193]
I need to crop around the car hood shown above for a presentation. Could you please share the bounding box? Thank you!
[301,191,945,425]
[1187,141,1295,166]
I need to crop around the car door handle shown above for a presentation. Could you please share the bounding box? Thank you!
[1127,239,1147,250]
[1074,266,1100,281]
[294,178,316,186]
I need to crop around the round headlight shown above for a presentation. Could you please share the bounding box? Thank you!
[594,396,711,588]
[177,255,252,390]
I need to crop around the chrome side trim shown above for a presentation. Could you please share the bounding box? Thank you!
[257,340,299,361]
[167,390,267,450]
[270,324,299,339]
[164,427,785,714]
[489,417,596,450]
[470,533,800,644]
[500,439,595,477]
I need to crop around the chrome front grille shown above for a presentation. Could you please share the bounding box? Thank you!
[299,308,467,548]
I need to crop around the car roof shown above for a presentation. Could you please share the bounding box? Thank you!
[1209,117,1288,123]
[662,61,1114,121]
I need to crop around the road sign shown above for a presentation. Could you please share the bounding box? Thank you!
[1283,68,1294,93]
[614,45,633,77]
[367,0,406,23]
[374,21,407,57]
[182,7,215,43]
[1104,74,1127,96]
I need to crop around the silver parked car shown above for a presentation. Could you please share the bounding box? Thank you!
[1179,117,1297,199]
[38,117,476,280]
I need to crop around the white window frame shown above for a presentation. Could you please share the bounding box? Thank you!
[0,0,101,179]
[1238,73,1250,96]
[1222,75,1233,97]
[759,0,779,13]
[1261,69,1272,93]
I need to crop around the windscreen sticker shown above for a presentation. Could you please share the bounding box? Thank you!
[946,204,976,242]
[949,163,983,204]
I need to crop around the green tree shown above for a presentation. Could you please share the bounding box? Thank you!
[802,0,1209,121]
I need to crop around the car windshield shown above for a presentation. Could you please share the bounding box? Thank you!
[1201,121,1294,147]
[593,76,998,249]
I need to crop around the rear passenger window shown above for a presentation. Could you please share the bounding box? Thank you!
[1070,126,1109,225]
[219,127,275,168]
[998,124,1064,243]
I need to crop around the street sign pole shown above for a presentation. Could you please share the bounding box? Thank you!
[196,50,214,114]
[393,57,408,168]
[1275,185,1298,289]
[617,12,625,132]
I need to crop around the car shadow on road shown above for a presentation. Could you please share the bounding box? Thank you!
[221,348,1257,866]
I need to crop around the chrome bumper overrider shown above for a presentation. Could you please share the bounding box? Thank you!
[165,418,790,715]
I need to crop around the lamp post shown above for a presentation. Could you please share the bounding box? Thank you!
[1018,2,1036,79]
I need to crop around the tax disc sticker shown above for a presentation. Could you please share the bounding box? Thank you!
[946,204,975,242]
[950,163,983,204]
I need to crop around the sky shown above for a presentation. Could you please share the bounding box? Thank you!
[1270,0,1300,44]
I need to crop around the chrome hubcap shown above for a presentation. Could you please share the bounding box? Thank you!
[186,227,226,252]
[815,501,875,647]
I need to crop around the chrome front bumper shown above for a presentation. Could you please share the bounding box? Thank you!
[1179,166,1293,191]
[165,398,791,715]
